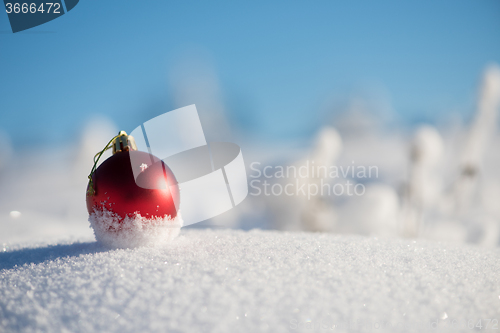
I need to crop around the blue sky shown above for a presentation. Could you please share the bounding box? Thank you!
[1,0,499,146]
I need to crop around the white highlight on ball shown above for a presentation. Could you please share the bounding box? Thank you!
[9,211,21,219]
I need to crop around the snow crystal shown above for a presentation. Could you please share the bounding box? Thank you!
[89,208,183,249]
[1,229,499,333]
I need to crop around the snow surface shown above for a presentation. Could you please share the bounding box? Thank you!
[1,65,500,332]
[88,209,182,249]
[1,229,499,332]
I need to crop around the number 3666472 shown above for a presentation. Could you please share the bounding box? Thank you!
[5,3,61,14]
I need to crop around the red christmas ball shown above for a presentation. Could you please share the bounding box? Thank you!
[86,150,180,221]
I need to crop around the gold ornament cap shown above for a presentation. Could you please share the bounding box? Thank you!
[87,130,138,196]
[113,131,138,154]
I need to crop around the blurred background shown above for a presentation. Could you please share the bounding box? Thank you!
[1,0,499,245]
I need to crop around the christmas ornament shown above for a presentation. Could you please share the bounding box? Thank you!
[86,131,182,248]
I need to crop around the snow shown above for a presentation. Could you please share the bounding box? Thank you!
[1,229,499,332]
[88,208,183,249]
[1,65,500,332]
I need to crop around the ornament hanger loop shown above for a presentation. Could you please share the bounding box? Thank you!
[87,131,137,196]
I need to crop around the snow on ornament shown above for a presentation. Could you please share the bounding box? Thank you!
[86,131,182,248]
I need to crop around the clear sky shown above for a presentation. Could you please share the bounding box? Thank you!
[1,0,499,146]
